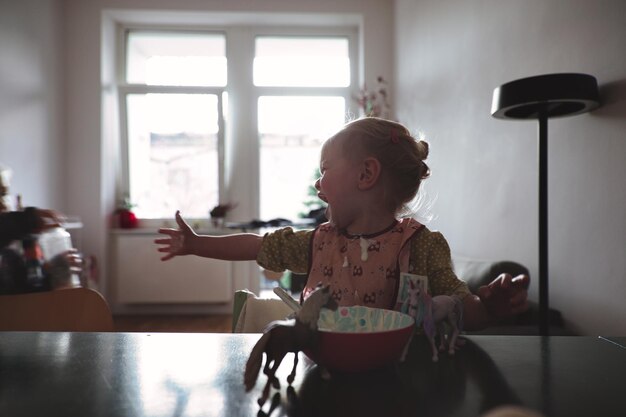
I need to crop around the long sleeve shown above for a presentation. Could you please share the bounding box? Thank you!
[409,228,470,298]
[256,227,314,274]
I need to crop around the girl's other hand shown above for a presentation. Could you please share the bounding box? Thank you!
[155,211,196,261]
[44,249,83,285]
[64,248,83,274]
[477,273,530,320]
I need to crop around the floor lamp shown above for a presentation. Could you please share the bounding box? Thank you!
[491,73,600,335]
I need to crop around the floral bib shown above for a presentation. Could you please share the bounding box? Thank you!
[302,218,423,309]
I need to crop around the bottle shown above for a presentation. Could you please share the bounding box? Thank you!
[22,235,47,291]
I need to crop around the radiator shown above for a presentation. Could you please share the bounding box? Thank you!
[112,234,232,304]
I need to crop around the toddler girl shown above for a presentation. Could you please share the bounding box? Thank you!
[155,117,529,330]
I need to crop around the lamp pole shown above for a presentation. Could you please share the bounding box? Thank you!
[491,73,600,337]
[538,113,549,336]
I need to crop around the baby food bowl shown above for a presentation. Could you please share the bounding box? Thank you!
[305,306,414,372]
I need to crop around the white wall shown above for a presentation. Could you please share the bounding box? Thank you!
[395,0,626,336]
[0,0,64,210]
[61,0,394,300]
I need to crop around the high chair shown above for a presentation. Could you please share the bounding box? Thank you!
[232,289,293,333]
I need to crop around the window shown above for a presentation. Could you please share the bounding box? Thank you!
[126,31,226,86]
[253,36,350,87]
[255,36,351,220]
[125,93,221,219]
[258,96,346,220]
[121,31,226,219]
[119,27,356,223]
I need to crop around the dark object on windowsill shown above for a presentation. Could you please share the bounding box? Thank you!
[225,218,316,232]
[244,218,292,228]
[209,203,237,218]
[304,207,327,226]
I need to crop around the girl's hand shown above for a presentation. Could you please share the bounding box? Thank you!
[63,248,83,274]
[477,273,530,321]
[44,249,83,281]
[34,208,64,232]
[155,211,196,261]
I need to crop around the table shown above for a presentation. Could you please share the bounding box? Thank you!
[0,333,624,417]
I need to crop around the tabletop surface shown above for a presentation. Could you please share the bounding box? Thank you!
[0,332,625,417]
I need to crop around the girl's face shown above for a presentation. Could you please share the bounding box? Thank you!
[315,134,361,229]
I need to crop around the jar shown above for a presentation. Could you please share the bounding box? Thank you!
[39,227,77,289]
[39,227,73,260]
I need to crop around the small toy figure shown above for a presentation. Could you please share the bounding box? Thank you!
[405,279,464,362]
[244,285,338,407]
[423,293,464,362]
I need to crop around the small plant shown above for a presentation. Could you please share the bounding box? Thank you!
[115,196,138,229]
[354,76,391,119]
[210,202,237,228]
[119,196,135,210]
[299,170,326,222]
[209,203,237,218]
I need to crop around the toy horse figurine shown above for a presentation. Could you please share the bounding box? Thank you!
[405,280,464,362]
[244,285,338,406]
[422,293,464,362]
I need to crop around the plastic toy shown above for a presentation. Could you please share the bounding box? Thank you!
[406,279,464,362]
[244,285,338,406]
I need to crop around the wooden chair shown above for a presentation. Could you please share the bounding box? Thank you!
[0,287,114,332]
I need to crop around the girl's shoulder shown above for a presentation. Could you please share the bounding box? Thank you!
[408,222,451,249]
[263,225,315,237]
[262,226,315,249]
[314,222,337,234]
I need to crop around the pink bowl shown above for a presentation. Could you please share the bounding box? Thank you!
[304,306,414,372]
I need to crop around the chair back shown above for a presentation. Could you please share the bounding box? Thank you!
[0,288,114,332]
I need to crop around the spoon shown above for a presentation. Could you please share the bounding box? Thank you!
[273,287,301,313]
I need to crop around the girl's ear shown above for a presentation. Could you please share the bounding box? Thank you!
[358,157,381,190]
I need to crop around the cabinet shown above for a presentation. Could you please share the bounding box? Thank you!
[112,232,232,304]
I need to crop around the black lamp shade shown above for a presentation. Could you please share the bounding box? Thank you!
[492,73,600,120]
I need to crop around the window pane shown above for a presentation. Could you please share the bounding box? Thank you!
[254,37,350,87]
[126,31,226,86]
[126,94,220,218]
[258,96,346,221]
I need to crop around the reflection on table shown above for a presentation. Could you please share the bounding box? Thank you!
[0,332,624,417]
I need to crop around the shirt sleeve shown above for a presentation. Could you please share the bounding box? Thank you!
[256,227,313,274]
[410,230,470,299]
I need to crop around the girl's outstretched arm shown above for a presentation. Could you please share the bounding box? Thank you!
[155,210,263,262]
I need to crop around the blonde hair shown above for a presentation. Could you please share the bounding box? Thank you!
[338,117,430,215]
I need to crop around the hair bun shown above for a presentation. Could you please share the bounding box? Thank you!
[416,140,429,161]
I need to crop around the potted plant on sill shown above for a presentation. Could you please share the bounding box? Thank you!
[115,197,138,229]
[210,203,237,228]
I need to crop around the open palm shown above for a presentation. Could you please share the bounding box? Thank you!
[155,211,196,261]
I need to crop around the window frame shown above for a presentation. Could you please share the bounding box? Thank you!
[116,24,359,226]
